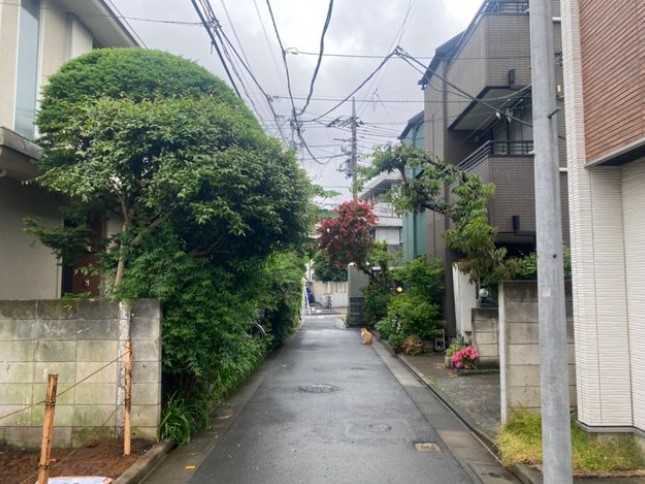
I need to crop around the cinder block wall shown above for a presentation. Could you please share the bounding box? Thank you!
[0,299,161,448]
[499,281,575,422]
[471,308,499,367]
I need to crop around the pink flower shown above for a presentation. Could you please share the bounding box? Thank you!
[452,345,479,369]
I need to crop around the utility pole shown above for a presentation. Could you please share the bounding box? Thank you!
[350,97,358,200]
[529,0,572,482]
[328,99,360,199]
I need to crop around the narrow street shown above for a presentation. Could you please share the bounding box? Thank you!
[145,311,515,484]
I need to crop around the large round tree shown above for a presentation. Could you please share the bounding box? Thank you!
[33,48,312,288]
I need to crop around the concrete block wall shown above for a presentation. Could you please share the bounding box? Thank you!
[347,297,365,327]
[471,308,499,367]
[0,299,161,448]
[499,281,575,422]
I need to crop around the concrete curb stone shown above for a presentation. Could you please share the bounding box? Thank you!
[113,438,175,484]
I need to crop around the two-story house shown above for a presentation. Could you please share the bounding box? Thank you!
[562,0,645,439]
[0,0,140,299]
[413,0,569,336]
[358,173,403,253]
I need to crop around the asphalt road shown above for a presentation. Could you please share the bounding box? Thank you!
[144,311,516,484]
[189,313,474,484]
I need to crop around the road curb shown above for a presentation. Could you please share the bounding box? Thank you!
[114,438,175,484]
[376,339,536,483]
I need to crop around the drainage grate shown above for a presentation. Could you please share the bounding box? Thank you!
[366,423,392,432]
[297,384,339,393]
[414,442,441,452]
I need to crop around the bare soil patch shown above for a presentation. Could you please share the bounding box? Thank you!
[0,439,153,484]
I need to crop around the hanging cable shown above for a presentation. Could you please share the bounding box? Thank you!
[306,51,397,122]
[299,0,334,115]
[265,0,299,137]
[190,0,241,97]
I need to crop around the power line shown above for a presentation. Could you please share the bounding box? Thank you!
[216,28,290,144]
[358,0,418,116]
[300,0,335,116]
[190,0,241,97]
[265,0,299,141]
[286,49,533,61]
[307,51,397,122]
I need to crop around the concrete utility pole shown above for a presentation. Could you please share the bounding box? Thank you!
[350,97,358,200]
[529,0,573,482]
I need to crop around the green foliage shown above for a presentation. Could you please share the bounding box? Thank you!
[386,296,441,341]
[386,257,444,342]
[34,48,312,290]
[260,252,305,348]
[365,144,520,286]
[31,49,314,438]
[37,48,247,131]
[159,393,210,445]
[364,284,393,325]
[445,338,468,357]
[312,251,348,282]
[497,408,645,472]
[512,247,572,280]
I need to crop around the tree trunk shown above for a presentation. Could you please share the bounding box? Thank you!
[113,216,131,289]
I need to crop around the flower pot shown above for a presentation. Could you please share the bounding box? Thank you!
[445,355,453,368]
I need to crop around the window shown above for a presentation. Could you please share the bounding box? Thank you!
[15,0,41,139]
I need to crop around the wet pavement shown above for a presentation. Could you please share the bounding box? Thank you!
[144,310,516,483]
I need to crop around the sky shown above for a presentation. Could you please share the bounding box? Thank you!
[111,0,483,204]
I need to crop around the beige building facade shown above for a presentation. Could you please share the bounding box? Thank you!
[562,0,645,434]
[0,0,139,299]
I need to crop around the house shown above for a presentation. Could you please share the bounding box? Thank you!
[358,173,403,253]
[561,0,645,437]
[399,111,429,261]
[414,0,569,336]
[0,0,140,299]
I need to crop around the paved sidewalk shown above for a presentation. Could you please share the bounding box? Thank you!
[400,353,501,441]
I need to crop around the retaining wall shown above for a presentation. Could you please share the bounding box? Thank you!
[0,299,161,448]
[471,308,499,367]
[499,281,575,422]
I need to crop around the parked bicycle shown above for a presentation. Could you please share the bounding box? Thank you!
[245,309,267,340]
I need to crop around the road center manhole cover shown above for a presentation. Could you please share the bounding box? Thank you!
[297,384,339,393]
[415,442,441,452]
[366,423,391,432]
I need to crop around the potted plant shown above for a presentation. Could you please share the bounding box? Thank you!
[445,339,467,368]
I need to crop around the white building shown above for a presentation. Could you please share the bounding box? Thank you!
[359,172,402,252]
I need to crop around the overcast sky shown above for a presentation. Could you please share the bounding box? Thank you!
[111,0,482,203]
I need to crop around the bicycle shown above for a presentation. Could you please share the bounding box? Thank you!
[245,320,266,339]
[245,309,267,340]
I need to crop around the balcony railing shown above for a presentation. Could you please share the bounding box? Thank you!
[459,140,534,171]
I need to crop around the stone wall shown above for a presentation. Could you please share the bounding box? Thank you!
[0,299,161,448]
[471,308,499,367]
[499,281,575,422]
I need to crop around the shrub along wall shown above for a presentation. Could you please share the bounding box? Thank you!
[0,299,161,448]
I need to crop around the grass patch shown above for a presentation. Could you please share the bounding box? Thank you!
[497,408,645,473]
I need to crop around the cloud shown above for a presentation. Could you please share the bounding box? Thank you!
[113,0,479,200]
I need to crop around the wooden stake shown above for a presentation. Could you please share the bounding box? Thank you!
[124,339,132,456]
[38,373,58,484]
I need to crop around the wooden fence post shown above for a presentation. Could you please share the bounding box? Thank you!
[124,340,132,456]
[38,373,58,484]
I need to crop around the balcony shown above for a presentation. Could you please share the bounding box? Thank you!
[459,140,533,171]
[457,140,536,240]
